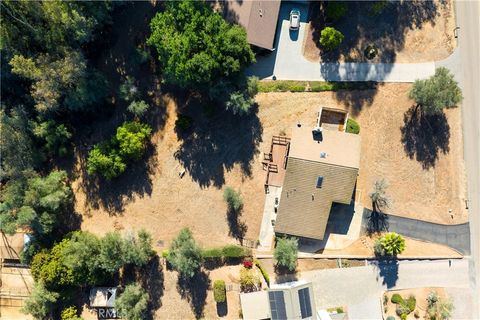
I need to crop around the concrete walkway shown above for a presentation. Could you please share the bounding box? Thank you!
[361,209,471,254]
[301,259,472,319]
[246,1,459,82]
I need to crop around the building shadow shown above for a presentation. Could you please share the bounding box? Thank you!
[177,271,211,319]
[372,259,399,289]
[174,101,262,188]
[274,265,299,284]
[400,106,450,169]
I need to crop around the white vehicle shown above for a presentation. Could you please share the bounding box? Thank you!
[289,9,300,30]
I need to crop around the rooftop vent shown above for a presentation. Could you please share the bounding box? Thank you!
[316,176,323,188]
[320,152,327,158]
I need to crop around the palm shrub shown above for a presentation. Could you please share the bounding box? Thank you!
[369,179,390,211]
[274,237,298,271]
[409,67,463,116]
[320,27,344,51]
[378,232,405,256]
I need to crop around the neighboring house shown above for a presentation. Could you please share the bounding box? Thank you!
[240,280,317,320]
[0,231,30,264]
[223,0,281,50]
[274,124,361,240]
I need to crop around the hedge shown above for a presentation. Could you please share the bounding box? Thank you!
[202,245,251,259]
[258,81,377,93]
[213,280,226,303]
[346,118,360,134]
[254,259,270,286]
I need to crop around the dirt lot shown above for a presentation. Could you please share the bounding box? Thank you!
[254,85,467,225]
[383,287,448,319]
[324,235,462,258]
[303,0,456,63]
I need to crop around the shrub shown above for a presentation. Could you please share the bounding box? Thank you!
[61,306,82,320]
[289,85,305,92]
[274,237,298,272]
[240,267,260,292]
[116,121,152,161]
[369,1,388,16]
[320,27,344,51]
[243,259,253,269]
[400,313,407,320]
[169,228,203,278]
[87,144,127,180]
[127,100,150,118]
[119,76,140,102]
[223,187,243,212]
[346,118,360,134]
[406,295,416,312]
[246,76,259,97]
[213,280,226,303]
[162,249,169,258]
[175,114,193,131]
[114,284,149,320]
[386,317,396,320]
[391,293,404,304]
[326,2,347,21]
[254,259,270,286]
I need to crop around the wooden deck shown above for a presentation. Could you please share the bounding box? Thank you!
[264,136,290,190]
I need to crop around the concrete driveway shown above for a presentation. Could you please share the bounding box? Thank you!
[246,1,447,82]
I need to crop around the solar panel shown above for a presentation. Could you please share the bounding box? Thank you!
[269,291,287,320]
[298,288,312,318]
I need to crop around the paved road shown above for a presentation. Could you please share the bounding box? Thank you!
[301,259,471,319]
[246,1,454,82]
[361,209,471,254]
[454,0,480,317]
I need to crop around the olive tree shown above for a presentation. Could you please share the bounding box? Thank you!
[274,237,298,272]
[168,228,203,278]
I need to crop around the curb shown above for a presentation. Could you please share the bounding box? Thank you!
[255,254,466,260]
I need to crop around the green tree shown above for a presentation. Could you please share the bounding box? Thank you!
[319,27,344,51]
[31,240,75,288]
[369,179,390,211]
[223,187,243,212]
[61,306,83,320]
[226,92,254,116]
[274,237,298,272]
[86,144,127,180]
[409,67,463,115]
[22,282,59,320]
[119,76,140,103]
[378,232,405,256]
[33,120,72,157]
[0,108,38,179]
[169,228,203,278]
[114,284,149,320]
[147,0,255,91]
[122,229,155,266]
[246,76,259,97]
[127,100,150,118]
[116,121,152,161]
[326,2,347,22]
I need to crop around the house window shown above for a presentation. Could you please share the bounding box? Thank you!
[316,176,324,188]
[298,288,312,318]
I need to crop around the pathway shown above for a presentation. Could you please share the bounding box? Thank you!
[246,1,459,82]
[301,259,472,319]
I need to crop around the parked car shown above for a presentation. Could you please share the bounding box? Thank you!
[289,9,300,30]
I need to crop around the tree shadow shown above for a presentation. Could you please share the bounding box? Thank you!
[227,208,248,241]
[309,1,443,63]
[365,208,390,235]
[216,301,228,317]
[177,271,211,319]
[400,106,450,170]
[372,259,399,289]
[138,256,164,319]
[331,83,380,117]
[174,100,263,188]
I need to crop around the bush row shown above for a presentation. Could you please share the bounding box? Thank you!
[254,259,270,286]
[202,245,252,260]
[258,81,377,93]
